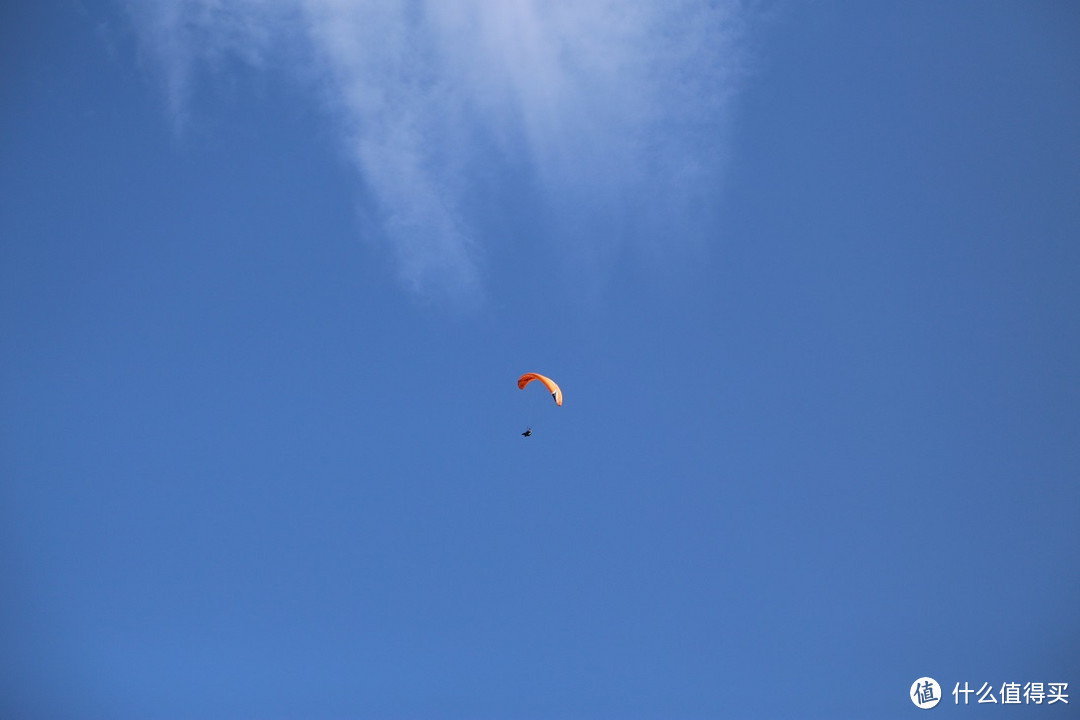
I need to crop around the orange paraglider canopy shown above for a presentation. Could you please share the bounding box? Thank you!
[518,373,563,406]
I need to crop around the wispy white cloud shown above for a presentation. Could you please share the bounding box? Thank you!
[118,0,749,302]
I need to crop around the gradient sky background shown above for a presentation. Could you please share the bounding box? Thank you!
[2,2,1079,718]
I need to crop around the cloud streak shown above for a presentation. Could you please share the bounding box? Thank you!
[119,0,749,301]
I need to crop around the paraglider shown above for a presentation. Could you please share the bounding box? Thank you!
[517,373,563,406]
[518,373,561,436]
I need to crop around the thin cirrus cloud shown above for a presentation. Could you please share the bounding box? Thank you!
[119,0,748,302]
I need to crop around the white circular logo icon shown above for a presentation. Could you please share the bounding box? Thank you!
[911,677,942,709]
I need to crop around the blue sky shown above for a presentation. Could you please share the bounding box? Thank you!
[2,1,1078,718]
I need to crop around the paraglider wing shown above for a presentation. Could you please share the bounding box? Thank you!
[517,373,563,406]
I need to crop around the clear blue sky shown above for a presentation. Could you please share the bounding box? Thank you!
[2,2,1078,718]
